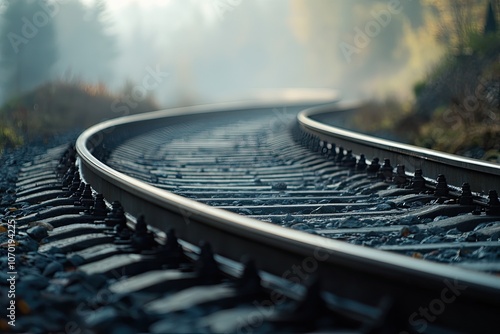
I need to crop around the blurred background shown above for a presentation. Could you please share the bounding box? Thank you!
[0,0,498,160]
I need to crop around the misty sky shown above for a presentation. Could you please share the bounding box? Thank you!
[97,0,447,106]
[5,0,458,106]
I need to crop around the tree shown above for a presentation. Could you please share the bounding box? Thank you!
[484,1,497,34]
[0,0,59,101]
[53,0,116,83]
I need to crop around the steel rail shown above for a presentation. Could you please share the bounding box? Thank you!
[76,99,500,332]
[298,101,500,194]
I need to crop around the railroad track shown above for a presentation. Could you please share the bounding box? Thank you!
[2,97,500,333]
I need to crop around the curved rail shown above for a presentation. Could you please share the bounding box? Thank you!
[76,99,500,332]
[298,101,500,194]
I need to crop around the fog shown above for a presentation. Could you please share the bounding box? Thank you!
[0,0,456,107]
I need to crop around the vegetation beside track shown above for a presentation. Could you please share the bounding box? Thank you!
[352,2,499,162]
[0,80,158,154]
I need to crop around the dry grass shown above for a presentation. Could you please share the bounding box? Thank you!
[0,80,159,151]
